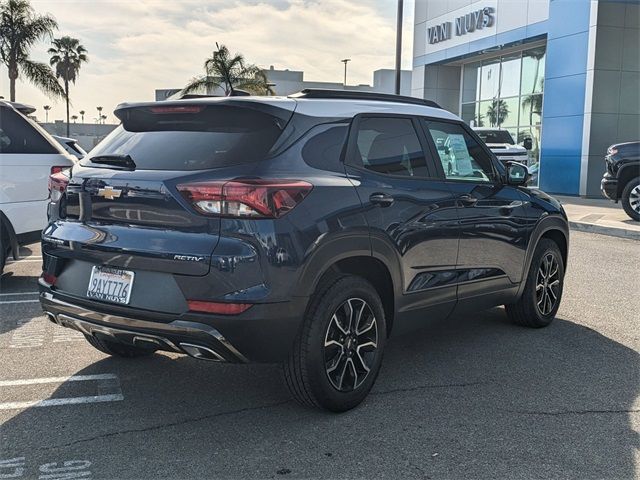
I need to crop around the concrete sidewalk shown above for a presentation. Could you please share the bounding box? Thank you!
[555,195,640,240]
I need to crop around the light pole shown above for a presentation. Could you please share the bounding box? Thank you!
[395,0,404,95]
[341,58,351,86]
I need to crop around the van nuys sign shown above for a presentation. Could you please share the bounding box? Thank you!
[428,7,495,44]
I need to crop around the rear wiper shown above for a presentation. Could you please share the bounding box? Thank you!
[89,154,136,170]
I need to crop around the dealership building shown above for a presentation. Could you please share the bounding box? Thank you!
[412,0,639,195]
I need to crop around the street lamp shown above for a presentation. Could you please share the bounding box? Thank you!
[341,59,351,86]
[395,0,404,95]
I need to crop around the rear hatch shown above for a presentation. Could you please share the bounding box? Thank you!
[44,99,295,293]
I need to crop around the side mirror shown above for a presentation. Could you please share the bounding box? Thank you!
[523,138,533,150]
[507,162,530,186]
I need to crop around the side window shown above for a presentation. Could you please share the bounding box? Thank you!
[0,107,58,154]
[301,124,349,171]
[425,120,495,183]
[353,117,430,177]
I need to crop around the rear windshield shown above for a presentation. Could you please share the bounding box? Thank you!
[475,130,514,145]
[83,104,289,170]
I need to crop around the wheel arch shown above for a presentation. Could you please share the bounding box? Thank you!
[616,164,640,198]
[0,210,20,261]
[293,235,401,337]
[516,215,569,299]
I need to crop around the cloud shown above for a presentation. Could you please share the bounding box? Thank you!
[1,0,414,123]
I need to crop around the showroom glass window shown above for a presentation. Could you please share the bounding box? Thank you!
[460,45,546,187]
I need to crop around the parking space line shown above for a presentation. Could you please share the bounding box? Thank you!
[0,374,123,410]
[0,394,124,410]
[0,292,38,296]
[0,299,40,304]
[0,374,118,387]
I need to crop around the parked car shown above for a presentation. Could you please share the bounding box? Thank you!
[0,101,76,273]
[600,141,640,221]
[39,90,569,412]
[473,128,531,164]
[52,135,87,160]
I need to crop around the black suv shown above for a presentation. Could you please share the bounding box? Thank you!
[40,90,569,412]
[600,141,640,221]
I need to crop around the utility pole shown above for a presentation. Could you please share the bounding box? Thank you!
[395,0,404,95]
[341,58,351,86]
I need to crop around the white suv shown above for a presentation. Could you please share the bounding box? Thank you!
[0,101,76,272]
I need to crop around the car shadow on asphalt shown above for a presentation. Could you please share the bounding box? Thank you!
[1,308,638,479]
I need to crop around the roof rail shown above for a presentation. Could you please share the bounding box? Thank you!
[289,89,441,109]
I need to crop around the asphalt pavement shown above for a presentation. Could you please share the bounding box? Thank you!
[0,231,638,480]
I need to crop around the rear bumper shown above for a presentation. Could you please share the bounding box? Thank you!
[39,285,308,363]
[601,174,618,201]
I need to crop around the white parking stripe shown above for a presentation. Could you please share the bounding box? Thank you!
[0,374,118,387]
[0,299,40,304]
[0,394,124,410]
[0,292,38,296]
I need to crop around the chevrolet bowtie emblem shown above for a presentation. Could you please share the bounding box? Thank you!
[97,186,122,200]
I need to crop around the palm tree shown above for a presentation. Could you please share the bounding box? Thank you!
[70,114,77,123]
[43,104,50,122]
[96,106,102,123]
[48,36,88,136]
[78,109,85,123]
[100,114,107,124]
[486,99,509,127]
[182,43,274,96]
[0,0,63,101]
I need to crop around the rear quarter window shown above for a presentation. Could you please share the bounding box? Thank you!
[301,124,349,171]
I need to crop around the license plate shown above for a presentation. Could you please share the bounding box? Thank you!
[87,266,134,305]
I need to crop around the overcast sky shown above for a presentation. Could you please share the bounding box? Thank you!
[0,0,415,123]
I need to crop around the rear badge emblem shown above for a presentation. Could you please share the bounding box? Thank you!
[97,186,122,200]
[174,255,205,262]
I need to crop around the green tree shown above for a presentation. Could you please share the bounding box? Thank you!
[48,35,88,136]
[182,43,273,96]
[78,109,85,122]
[0,0,62,101]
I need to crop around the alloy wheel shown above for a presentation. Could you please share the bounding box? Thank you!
[536,252,560,316]
[324,298,378,392]
[629,185,640,214]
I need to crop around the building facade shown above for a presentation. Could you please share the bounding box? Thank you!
[413,0,639,195]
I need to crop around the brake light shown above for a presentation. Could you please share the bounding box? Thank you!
[150,105,204,114]
[48,171,69,202]
[41,272,57,286]
[177,179,313,218]
[187,300,252,315]
[51,165,68,175]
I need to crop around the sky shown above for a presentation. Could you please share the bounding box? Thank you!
[0,0,415,123]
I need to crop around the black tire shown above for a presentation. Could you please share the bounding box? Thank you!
[621,176,640,221]
[284,275,387,412]
[84,334,156,358]
[505,238,565,328]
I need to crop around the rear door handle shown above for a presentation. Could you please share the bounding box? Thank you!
[458,194,478,206]
[370,193,394,207]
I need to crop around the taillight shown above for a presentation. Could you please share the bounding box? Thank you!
[41,272,57,286]
[50,165,68,175]
[187,300,252,315]
[48,170,69,202]
[176,179,313,218]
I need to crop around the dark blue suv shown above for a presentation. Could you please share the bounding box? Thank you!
[40,90,569,411]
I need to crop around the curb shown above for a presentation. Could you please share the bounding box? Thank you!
[569,221,640,240]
